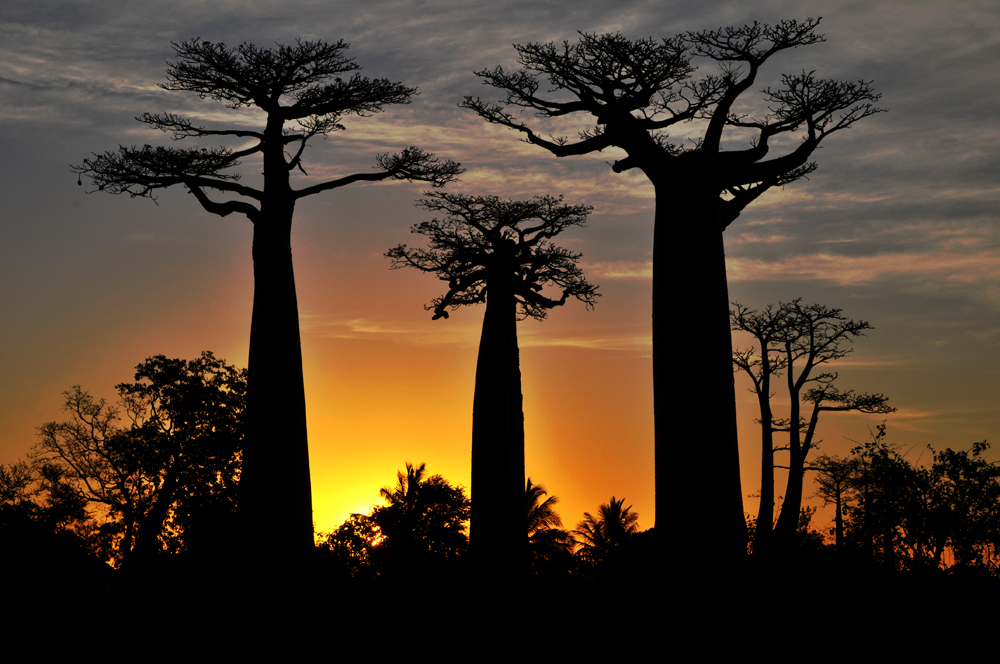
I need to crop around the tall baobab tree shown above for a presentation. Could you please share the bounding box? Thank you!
[386,192,598,579]
[462,20,884,565]
[73,39,462,562]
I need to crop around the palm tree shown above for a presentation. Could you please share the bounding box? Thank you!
[372,462,470,571]
[526,478,573,571]
[380,462,426,513]
[573,497,640,566]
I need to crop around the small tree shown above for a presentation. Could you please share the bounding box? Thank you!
[373,462,471,570]
[812,454,858,552]
[573,496,640,567]
[526,478,573,573]
[73,39,462,560]
[732,300,895,552]
[463,20,884,565]
[31,352,245,567]
[317,462,471,579]
[386,192,598,578]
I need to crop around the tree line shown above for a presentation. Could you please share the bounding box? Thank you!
[0,359,649,584]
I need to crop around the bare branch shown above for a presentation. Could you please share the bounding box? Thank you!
[293,147,463,199]
[138,112,264,141]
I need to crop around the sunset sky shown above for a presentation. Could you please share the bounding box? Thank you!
[1,0,997,538]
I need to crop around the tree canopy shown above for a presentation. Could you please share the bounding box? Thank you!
[318,462,470,580]
[462,21,883,225]
[75,39,462,209]
[387,192,599,320]
[30,352,245,566]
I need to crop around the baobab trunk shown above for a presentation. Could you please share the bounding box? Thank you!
[470,272,526,580]
[653,176,746,569]
[242,200,315,560]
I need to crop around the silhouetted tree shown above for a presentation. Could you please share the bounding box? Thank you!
[925,442,1000,572]
[526,478,573,573]
[372,462,471,572]
[573,496,640,568]
[731,301,793,556]
[732,300,894,552]
[843,432,1000,574]
[317,513,379,581]
[0,460,103,592]
[387,193,598,579]
[73,40,462,560]
[812,454,859,552]
[844,426,915,570]
[318,462,471,579]
[1,460,93,542]
[31,352,245,567]
[463,21,884,565]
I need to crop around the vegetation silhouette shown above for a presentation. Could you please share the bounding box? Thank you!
[387,192,598,580]
[317,462,470,582]
[8,27,995,616]
[28,352,245,568]
[463,20,885,567]
[830,427,1000,574]
[732,300,895,555]
[525,478,574,575]
[72,39,462,562]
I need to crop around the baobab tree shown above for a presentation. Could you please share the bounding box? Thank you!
[462,19,884,564]
[732,300,894,554]
[73,39,462,562]
[386,192,598,578]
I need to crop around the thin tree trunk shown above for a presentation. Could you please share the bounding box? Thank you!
[775,400,818,548]
[129,461,182,565]
[834,491,844,552]
[470,273,525,581]
[654,176,746,571]
[753,388,775,557]
[242,200,315,563]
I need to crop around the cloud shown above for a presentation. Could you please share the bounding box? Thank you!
[300,315,412,338]
[582,260,653,279]
[728,249,1000,301]
[517,332,651,352]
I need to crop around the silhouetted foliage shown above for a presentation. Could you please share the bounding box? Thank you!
[387,193,597,578]
[732,299,894,553]
[573,497,640,571]
[526,478,574,574]
[318,463,470,580]
[30,352,245,567]
[373,462,471,568]
[73,39,462,560]
[464,21,884,566]
[838,428,1000,574]
[319,513,380,581]
[813,454,859,552]
[0,460,108,596]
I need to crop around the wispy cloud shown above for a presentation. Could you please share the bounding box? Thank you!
[300,315,412,338]
[583,260,652,279]
[518,331,651,352]
[728,250,1000,297]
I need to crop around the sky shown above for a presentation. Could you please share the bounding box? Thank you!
[1,0,998,538]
